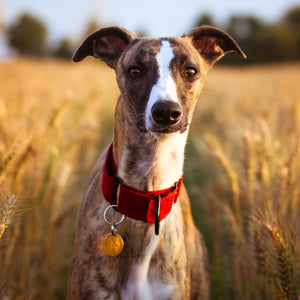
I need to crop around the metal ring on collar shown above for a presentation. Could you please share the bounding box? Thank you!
[104,204,125,226]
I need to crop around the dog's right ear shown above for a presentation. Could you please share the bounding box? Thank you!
[72,27,137,68]
[183,26,246,70]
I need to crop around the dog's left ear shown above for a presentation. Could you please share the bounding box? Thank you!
[73,27,137,68]
[183,26,246,70]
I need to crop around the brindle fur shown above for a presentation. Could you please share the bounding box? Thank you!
[68,26,245,299]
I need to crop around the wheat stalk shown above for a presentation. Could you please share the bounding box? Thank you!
[50,162,72,223]
[204,133,241,224]
[243,131,256,207]
[273,167,289,213]
[254,228,270,276]
[254,231,289,300]
[256,120,272,187]
[0,194,17,239]
[252,208,299,300]
[12,142,36,181]
[0,142,20,176]
[265,222,297,300]
[49,97,70,128]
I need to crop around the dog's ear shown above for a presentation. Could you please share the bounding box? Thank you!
[72,27,137,68]
[183,26,246,70]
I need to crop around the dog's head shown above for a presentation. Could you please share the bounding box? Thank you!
[73,26,245,138]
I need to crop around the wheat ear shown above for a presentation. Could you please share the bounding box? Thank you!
[266,222,297,300]
[0,194,17,239]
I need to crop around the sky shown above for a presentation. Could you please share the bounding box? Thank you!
[2,0,300,43]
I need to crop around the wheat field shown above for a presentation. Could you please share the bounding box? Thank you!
[0,58,299,299]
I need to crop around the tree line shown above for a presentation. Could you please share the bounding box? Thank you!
[195,6,300,64]
[4,6,300,64]
[4,14,99,60]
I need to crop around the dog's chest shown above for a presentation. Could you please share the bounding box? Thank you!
[97,271,173,300]
[120,224,170,299]
[94,224,175,299]
[120,264,173,300]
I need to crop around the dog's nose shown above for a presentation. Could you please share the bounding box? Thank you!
[151,100,182,126]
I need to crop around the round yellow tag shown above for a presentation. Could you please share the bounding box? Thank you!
[104,233,124,256]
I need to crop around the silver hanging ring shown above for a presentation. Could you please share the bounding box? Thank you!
[104,204,125,226]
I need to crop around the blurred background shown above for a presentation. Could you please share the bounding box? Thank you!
[1,1,300,300]
[1,0,300,63]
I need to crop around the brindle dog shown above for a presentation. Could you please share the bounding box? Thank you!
[67,26,245,300]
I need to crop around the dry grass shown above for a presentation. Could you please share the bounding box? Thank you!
[187,63,300,299]
[0,58,299,299]
[0,58,118,298]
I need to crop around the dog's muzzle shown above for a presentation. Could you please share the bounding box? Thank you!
[151,100,182,126]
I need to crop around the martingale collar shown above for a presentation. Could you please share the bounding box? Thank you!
[102,143,183,234]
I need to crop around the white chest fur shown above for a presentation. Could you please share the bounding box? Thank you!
[120,224,173,300]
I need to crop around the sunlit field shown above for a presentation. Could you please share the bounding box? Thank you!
[0,58,299,299]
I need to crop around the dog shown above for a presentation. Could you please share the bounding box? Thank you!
[67,26,246,299]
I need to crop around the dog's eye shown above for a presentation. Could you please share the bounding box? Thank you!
[183,67,197,77]
[129,67,141,78]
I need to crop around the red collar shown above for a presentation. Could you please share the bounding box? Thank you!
[102,144,183,229]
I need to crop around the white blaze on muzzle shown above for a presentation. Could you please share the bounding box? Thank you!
[145,40,180,129]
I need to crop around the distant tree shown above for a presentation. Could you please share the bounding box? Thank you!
[7,13,47,57]
[191,5,300,64]
[195,13,215,27]
[52,37,74,59]
[282,6,300,60]
[223,15,266,63]
[267,23,297,61]
[283,6,300,28]
[227,15,263,40]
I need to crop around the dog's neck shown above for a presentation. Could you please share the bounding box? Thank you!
[113,99,188,191]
